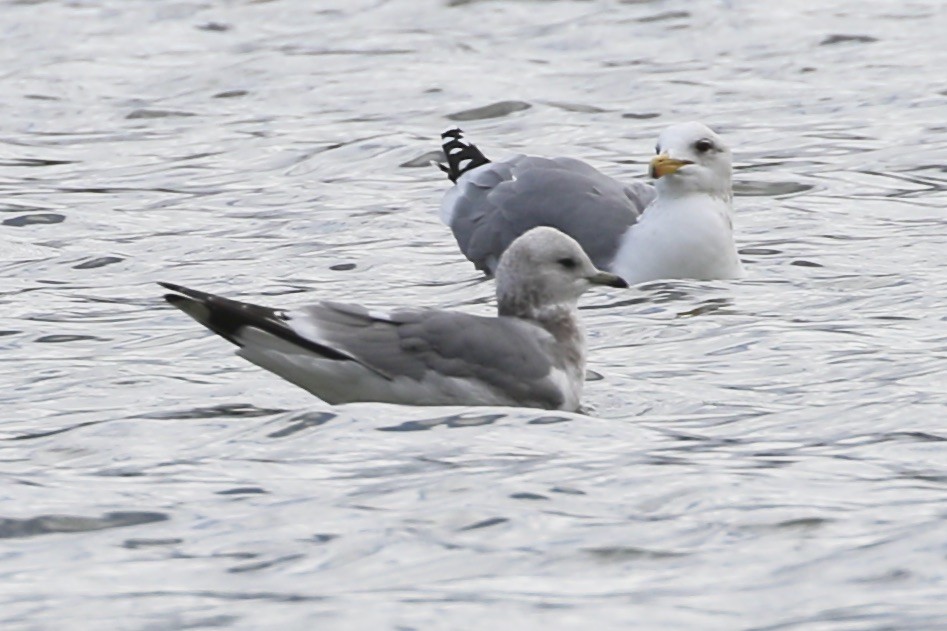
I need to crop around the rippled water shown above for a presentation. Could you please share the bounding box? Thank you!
[2,0,946,628]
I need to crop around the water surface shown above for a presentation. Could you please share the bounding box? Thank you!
[2,0,946,628]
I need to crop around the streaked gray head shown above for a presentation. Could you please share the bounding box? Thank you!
[650,122,732,199]
[495,227,626,318]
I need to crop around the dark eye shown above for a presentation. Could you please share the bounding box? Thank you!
[557,257,577,269]
[694,138,715,153]
[655,145,661,155]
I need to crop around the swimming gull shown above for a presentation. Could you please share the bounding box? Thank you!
[160,227,626,411]
[436,121,744,284]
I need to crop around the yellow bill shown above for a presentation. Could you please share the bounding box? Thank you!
[649,155,692,179]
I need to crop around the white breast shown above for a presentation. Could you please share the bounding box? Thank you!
[611,196,744,284]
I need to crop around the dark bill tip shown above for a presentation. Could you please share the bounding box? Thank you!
[590,271,628,289]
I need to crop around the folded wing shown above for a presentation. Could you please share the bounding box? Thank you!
[161,283,570,408]
[441,155,656,274]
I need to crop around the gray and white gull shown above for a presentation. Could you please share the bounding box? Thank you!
[437,121,744,284]
[160,227,626,411]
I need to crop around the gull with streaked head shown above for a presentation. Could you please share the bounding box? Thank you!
[160,227,626,412]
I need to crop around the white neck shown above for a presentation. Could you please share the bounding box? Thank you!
[655,177,732,204]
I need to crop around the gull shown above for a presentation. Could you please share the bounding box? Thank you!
[160,227,626,411]
[436,121,744,284]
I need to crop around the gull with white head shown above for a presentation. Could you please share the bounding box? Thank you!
[160,227,626,412]
[436,121,744,284]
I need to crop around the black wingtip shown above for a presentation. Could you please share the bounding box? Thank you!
[160,282,192,307]
[158,281,201,298]
[439,127,490,184]
[158,281,251,346]
[158,282,223,308]
[158,282,354,362]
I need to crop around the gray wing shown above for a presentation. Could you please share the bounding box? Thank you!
[292,302,567,409]
[441,155,656,274]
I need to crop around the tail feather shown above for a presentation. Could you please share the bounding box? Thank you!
[437,128,490,183]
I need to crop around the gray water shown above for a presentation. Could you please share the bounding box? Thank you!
[2,0,946,628]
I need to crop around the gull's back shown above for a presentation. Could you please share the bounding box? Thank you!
[441,153,655,274]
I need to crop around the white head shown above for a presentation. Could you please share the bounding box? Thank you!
[649,122,732,200]
[495,227,627,318]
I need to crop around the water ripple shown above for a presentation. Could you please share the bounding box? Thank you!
[1,0,945,629]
